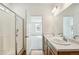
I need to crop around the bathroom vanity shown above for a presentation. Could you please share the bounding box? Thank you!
[43,34,79,55]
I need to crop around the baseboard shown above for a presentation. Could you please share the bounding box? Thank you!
[0,51,15,55]
[17,48,26,55]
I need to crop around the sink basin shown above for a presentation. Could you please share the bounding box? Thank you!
[51,37,71,45]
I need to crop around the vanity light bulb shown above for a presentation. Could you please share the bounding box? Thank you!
[5,9,9,13]
[52,7,57,13]
[0,7,5,10]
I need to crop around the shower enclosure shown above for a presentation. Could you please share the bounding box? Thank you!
[0,4,16,55]
[0,4,24,55]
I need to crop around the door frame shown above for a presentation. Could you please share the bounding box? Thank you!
[26,15,43,54]
[15,15,24,55]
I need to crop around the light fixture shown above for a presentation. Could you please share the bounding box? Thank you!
[5,9,9,13]
[0,5,10,13]
[52,6,57,13]
[0,6,5,11]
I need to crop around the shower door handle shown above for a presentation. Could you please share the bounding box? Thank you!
[25,36,29,38]
[16,34,18,37]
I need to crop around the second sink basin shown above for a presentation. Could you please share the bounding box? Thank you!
[51,37,71,45]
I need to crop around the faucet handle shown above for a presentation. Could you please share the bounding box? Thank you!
[58,33,63,37]
[73,35,79,39]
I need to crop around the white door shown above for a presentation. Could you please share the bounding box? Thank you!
[30,16,42,50]
[26,15,43,54]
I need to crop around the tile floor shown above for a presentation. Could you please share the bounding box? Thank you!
[31,50,43,55]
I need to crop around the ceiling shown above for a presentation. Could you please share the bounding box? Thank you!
[7,3,64,8]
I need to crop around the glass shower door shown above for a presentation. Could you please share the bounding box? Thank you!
[0,5,16,55]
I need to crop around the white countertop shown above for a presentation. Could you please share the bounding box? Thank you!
[44,34,79,51]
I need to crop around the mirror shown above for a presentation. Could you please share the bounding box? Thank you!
[62,4,79,39]
[63,16,73,39]
[55,3,79,40]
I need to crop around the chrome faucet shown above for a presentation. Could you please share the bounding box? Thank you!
[63,37,68,42]
[58,33,63,37]
[73,35,79,39]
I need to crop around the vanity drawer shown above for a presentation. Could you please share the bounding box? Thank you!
[48,47,55,55]
[58,50,79,55]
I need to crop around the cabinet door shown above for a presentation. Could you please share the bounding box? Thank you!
[48,47,55,55]
[48,47,52,55]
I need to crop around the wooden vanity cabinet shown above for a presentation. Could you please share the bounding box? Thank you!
[48,47,52,55]
[47,41,57,55]
[48,47,55,55]
[43,35,79,55]
[43,36,57,55]
[43,36,48,55]
[47,39,79,55]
